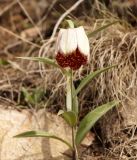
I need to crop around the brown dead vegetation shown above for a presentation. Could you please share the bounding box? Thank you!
[0,0,137,159]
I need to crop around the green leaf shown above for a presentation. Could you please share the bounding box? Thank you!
[75,100,120,146]
[21,87,34,104]
[72,83,79,114]
[74,65,117,96]
[88,21,119,37]
[0,59,9,65]
[21,87,44,105]
[18,57,68,75]
[32,88,44,104]
[66,19,75,28]
[18,57,58,67]
[14,130,73,149]
[58,110,77,127]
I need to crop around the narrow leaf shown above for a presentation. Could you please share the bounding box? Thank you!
[21,87,34,104]
[75,65,116,96]
[88,21,119,37]
[58,110,77,127]
[66,19,75,28]
[32,88,44,103]
[18,57,68,75]
[72,83,79,114]
[75,100,120,145]
[14,130,72,149]
[18,57,58,67]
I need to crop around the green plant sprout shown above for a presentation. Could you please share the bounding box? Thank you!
[21,87,45,106]
[14,20,119,160]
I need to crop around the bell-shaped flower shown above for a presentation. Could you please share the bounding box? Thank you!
[55,26,90,70]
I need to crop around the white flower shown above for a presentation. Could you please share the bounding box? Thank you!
[55,26,90,70]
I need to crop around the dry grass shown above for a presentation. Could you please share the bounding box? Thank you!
[88,22,137,159]
[0,0,137,159]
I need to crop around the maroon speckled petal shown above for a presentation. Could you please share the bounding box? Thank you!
[56,49,88,70]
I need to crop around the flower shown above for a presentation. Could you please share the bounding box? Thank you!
[55,26,90,70]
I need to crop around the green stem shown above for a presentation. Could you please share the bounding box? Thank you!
[66,69,73,111]
[66,69,79,159]
[72,127,79,160]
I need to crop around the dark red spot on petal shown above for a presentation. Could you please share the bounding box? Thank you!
[56,49,88,70]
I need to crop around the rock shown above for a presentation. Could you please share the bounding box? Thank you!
[81,132,95,147]
[0,107,71,160]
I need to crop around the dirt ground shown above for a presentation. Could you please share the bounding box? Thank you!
[0,0,137,160]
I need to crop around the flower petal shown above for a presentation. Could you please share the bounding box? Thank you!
[76,26,90,60]
[59,28,77,55]
[55,29,65,54]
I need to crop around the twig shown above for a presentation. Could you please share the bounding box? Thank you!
[51,0,84,40]
[0,0,17,17]
[38,0,58,26]
[39,0,85,57]
[0,26,40,48]
[4,41,22,56]
[16,0,43,40]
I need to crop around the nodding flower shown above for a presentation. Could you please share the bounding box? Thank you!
[55,26,90,70]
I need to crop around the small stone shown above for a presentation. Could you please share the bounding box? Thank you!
[81,132,95,147]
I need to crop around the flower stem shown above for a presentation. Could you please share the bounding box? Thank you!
[72,127,79,160]
[66,69,73,111]
[66,69,79,159]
